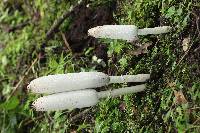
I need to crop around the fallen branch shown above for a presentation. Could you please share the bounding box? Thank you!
[0,20,30,33]
[177,41,193,66]
[45,2,82,41]
[23,114,44,127]
[128,42,152,56]
[61,32,72,52]
[8,57,38,100]
[69,108,91,123]
[45,12,71,40]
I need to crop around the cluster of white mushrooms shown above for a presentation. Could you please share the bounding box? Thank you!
[29,25,171,111]
[28,72,150,111]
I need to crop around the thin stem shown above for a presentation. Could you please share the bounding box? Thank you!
[69,108,91,123]
[138,26,171,35]
[109,74,150,83]
[97,84,146,98]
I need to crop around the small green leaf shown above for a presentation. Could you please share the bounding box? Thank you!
[0,96,20,110]
[166,6,176,18]
[182,15,189,27]
[2,56,8,66]
[119,57,128,68]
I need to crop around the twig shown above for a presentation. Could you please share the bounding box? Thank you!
[8,58,38,99]
[196,16,200,37]
[45,11,71,40]
[177,40,193,66]
[23,115,44,126]
[190,107,200,110]
[194,45,200,52]
[69,108,91,123]
[0,20,30,33]
[129,42,152,56]
[61,32,72,52]
[45,2,82,41]
[9,20,30,32]
[193,117,200,125]
[191,12,200,37]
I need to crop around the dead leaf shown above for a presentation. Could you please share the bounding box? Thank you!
[131,106,138,114]
[174,90,188,104]
[131,42,152,56]
[70,130,77,133]
[182,37,190,52]
[144,106,148,113]
[119,102,126,111]
[167,82,176,88]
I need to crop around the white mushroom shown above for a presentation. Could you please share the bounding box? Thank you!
[88,25,171,42]
[27,72,109,94]
[88,25,138,42]
[27,72,150,94]
[32,84,146,111]
[32,89,99,111]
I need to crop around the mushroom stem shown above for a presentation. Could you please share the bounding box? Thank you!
[97,84,145,98]
[109,74,150,83]
[32,84,146,111]
[138,26,172,35]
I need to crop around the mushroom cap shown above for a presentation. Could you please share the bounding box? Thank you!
[32,89,98,111]
[27,72,109,94]
[88,25,138,42]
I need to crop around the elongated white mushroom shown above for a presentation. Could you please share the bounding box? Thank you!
[88,25,171,42]
[27,72,109,94]
[88,25,138,42]
[27,72,150,94]
[32,84,145,111]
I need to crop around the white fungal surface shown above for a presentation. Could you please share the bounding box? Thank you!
[32,85,146,111]
[27,72,110,94]
[32,89,99,111]
[97,84,146,98]
[88,25,138,42]
[88,25,171,41]
[109,74,150,83]
[138,26,171,35]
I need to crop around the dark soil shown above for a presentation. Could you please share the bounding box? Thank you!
[184,7,200,82]
[65,1,116,54]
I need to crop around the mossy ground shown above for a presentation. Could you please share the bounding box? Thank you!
[0,0,200,132]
